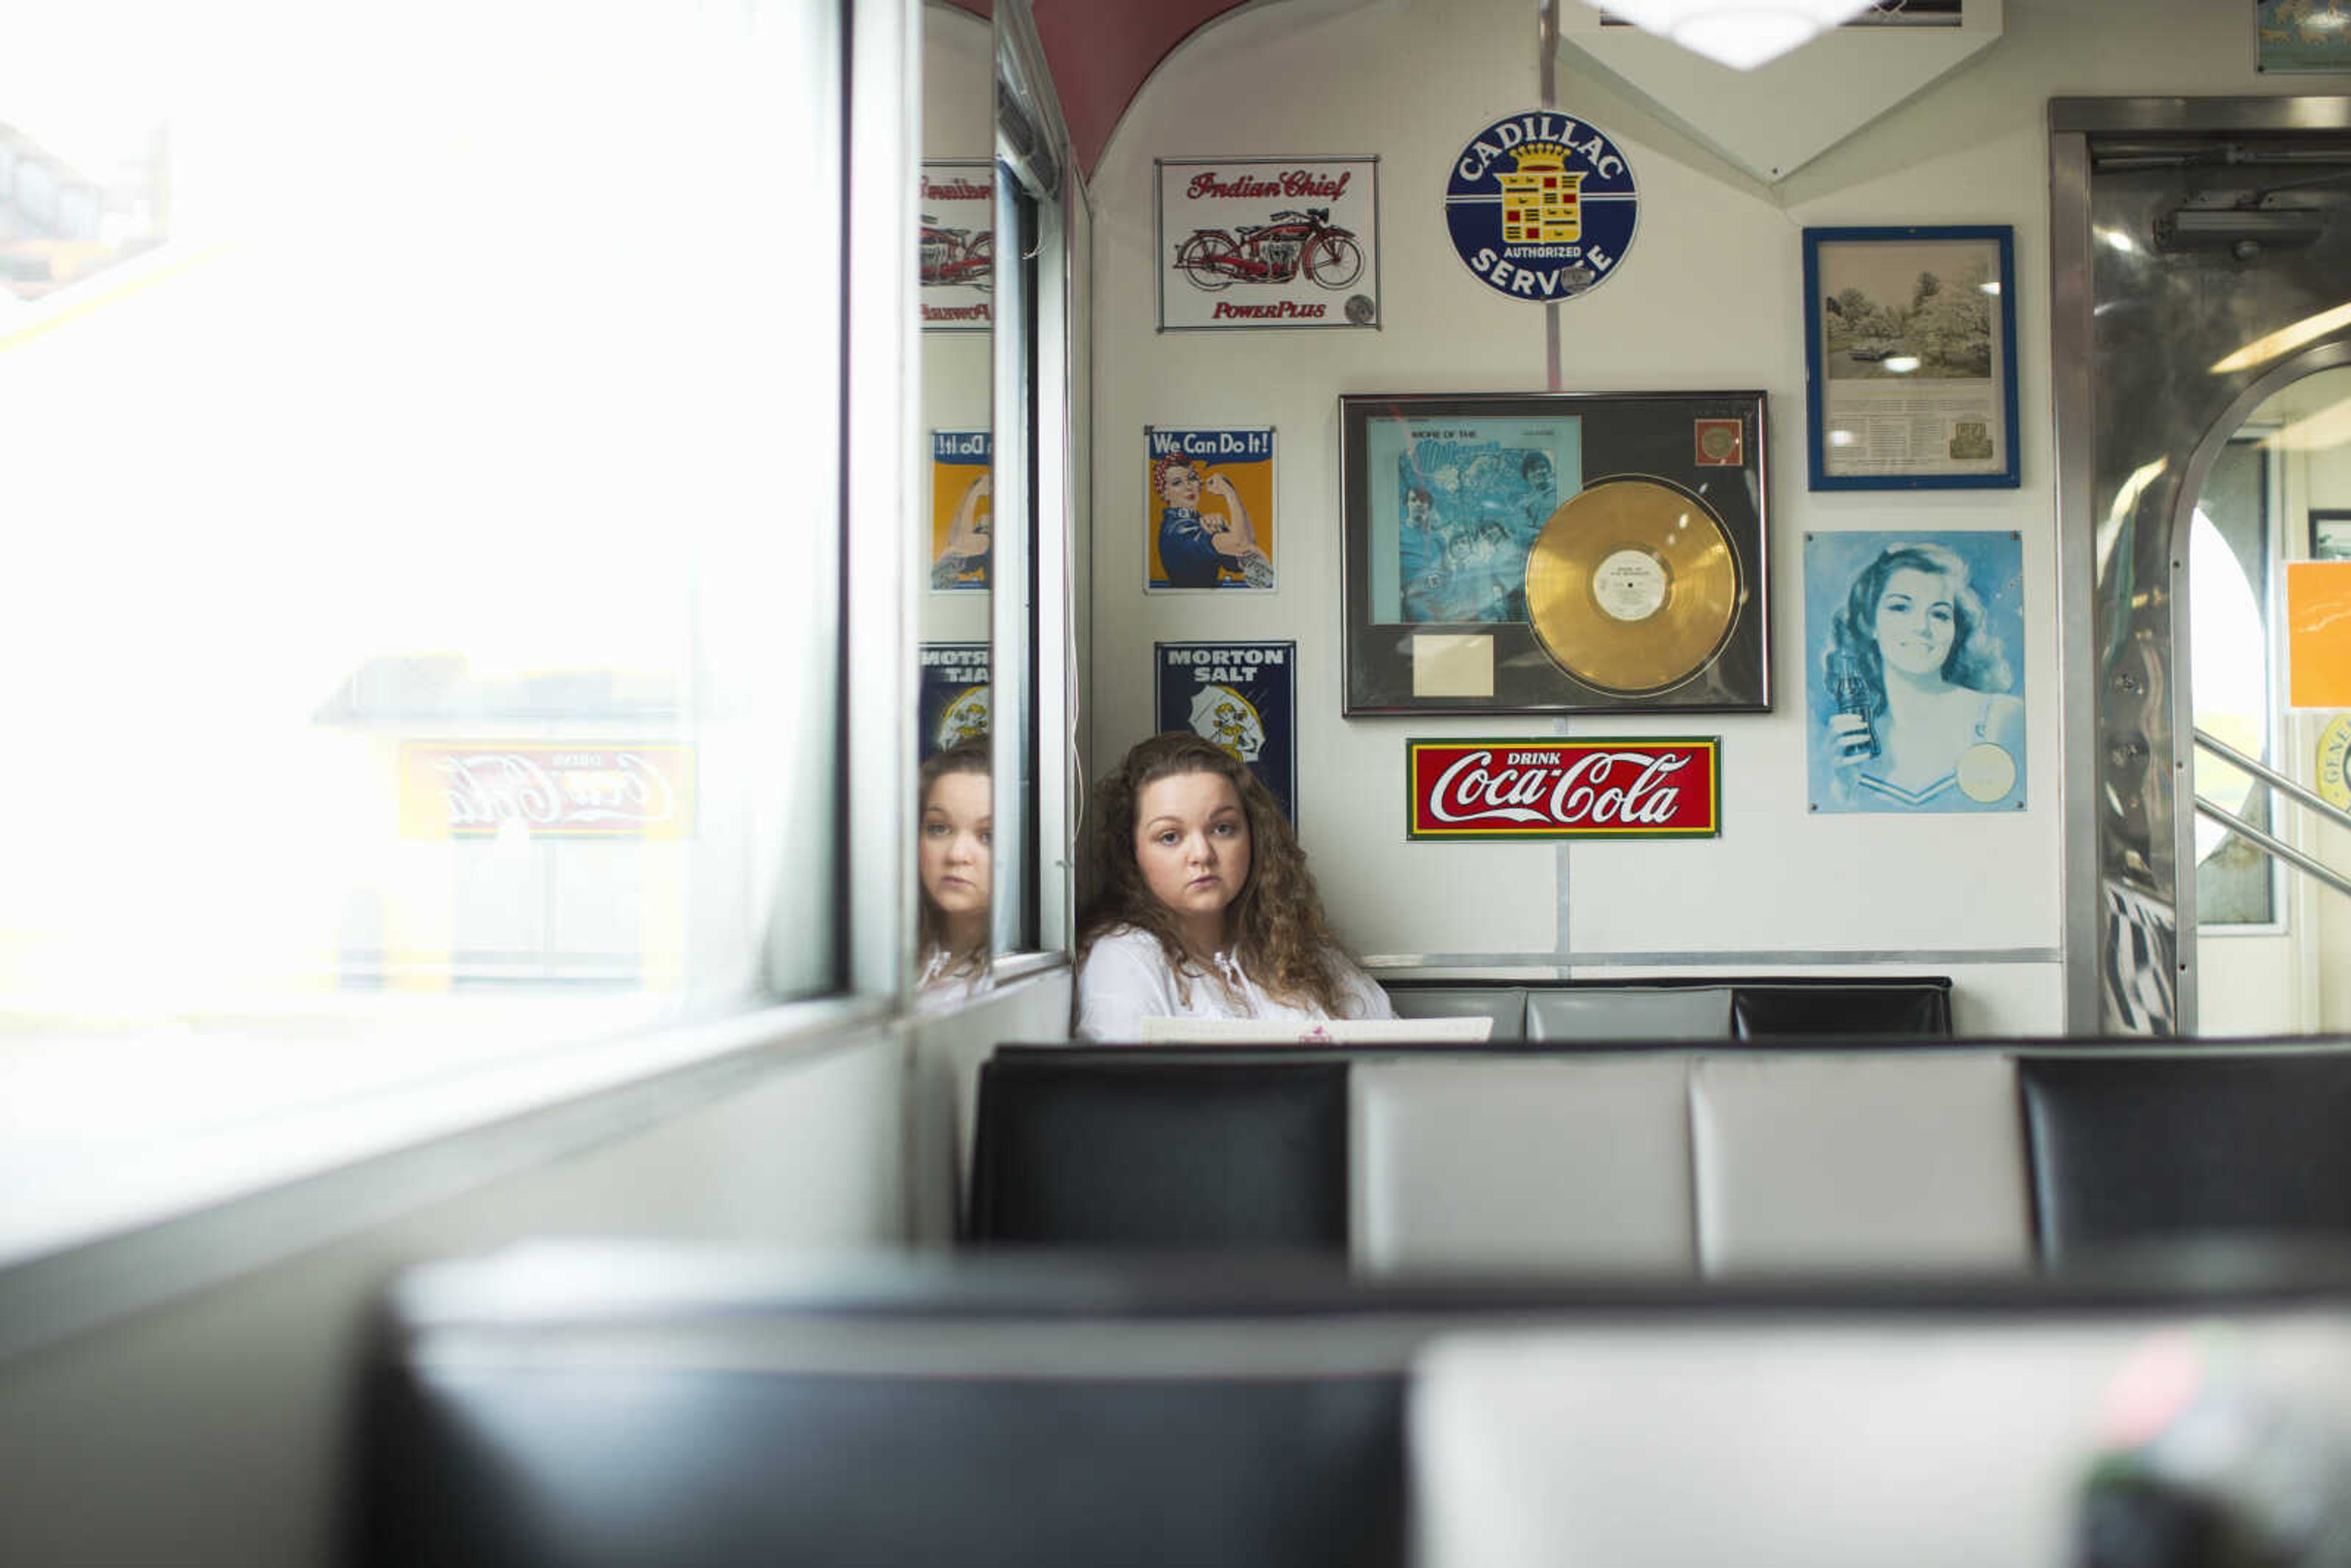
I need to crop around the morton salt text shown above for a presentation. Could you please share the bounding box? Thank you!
[1427,748,1687,827]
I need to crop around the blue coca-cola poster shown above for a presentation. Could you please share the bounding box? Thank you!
[1156,640,1297,823]
[1802,530,2026,814]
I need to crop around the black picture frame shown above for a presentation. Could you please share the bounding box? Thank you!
[1802,225,2020,491]
[1338,390,1770,716]
[2312,509,2351,562]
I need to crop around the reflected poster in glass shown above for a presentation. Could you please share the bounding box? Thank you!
[919,160,994,332]
[918,642,990,760]
[1802,529,2026,814]
[930,430,991,591]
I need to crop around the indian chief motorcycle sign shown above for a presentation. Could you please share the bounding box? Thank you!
[1156,156,1380,331]
[1406,738,1719,839]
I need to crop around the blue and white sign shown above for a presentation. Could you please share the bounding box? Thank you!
[1156,640,1297,823]
[918,643,990,760]
[1444,110,1639,304]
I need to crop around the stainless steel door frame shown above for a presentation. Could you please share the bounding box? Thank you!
[2053,95,2351,1035]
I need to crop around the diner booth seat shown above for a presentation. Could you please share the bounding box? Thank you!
[1382,975,1953,1041]
[968,1041,2351,1272]
[1524,985,1733,1041]
[350,1245,1415,1568]
[2021,1051,2351,1262]
[1690,1052,2032,1274]
[1388,985,1528,1038]
[351,1241,2351,1568]
[1729,983,1952,1039]
[967,1057,1348,1252]
[1351,1055,1694,1273]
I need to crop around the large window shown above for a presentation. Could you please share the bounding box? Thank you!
[0,1,848,1260]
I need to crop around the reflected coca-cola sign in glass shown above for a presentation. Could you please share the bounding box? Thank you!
[1405,738,1718,839]
[399,744,697,839]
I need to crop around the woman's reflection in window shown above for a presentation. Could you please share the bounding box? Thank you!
[917,737,993,1007]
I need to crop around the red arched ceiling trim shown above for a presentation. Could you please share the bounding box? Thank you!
[938,0,1260,180]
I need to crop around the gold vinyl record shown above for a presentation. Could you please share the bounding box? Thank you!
[1523,476,1739,694]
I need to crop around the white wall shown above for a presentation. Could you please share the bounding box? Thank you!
[1084,0,2312,1029]
[0,1027,909,1566]
[908,969,1081,1241]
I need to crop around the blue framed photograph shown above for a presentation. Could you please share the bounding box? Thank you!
[1802,225,2019,491]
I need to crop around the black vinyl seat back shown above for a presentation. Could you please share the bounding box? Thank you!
[967,1057,1349,1250]
[2022,1051,2351,1261]
[351,1250,1408,1568]
[1730,982,1952,1039]
[351,1244,2351,1568]
[359,1362,1404,1568]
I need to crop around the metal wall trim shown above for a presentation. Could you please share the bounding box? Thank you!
[2052,96,2351,137]
[2049,119,2100,1034]
[1363,948,2062,973]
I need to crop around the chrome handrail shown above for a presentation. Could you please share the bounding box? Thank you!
[2194,726,2351,836]
[2192,798,2351,901]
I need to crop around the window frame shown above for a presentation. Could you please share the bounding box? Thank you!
[0,0,905,1359]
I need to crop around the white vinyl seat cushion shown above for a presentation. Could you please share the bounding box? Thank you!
[1387,987,1528,1039]
[1524,986,1731,1041]
[1410,1316,2198,1568]
[1351,1056,1694,1273]
[1689,1052,2031,1275]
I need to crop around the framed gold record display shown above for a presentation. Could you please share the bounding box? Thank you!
[1340,391,1770,715]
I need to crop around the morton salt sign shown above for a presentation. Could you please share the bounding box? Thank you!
[1406,738,1717,839]
[399,743,696,839]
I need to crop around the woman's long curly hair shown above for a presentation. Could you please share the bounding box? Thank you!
[1826,543,2012,722]
[916,737,991,977]
[1078,732,1353,1014]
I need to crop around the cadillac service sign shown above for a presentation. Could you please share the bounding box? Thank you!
[1444,110,1638,304]
[1406,739,1718,839]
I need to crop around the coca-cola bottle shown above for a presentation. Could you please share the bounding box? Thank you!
[1829,651,1878,759]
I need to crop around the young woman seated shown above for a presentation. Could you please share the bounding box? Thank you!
[1073,731,1393,1041]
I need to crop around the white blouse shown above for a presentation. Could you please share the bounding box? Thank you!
[915,948,993,1011]
[1072,925,1395,1042]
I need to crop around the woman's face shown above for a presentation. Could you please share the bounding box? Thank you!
[1160,463,1201,509]
[1873,566,1957,678]
[1133,769,1251,942]
[920,770,991,921]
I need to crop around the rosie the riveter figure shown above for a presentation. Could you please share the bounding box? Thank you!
[1154,455,1271,589]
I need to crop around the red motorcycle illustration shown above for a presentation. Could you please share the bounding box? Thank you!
[921,216,993,290]
[1173,206,1364,291]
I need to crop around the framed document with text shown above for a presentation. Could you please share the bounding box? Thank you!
[1803,225,2020,491]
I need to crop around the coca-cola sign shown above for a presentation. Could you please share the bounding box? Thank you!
[399,743,697,839]
[1407,738,1718,839]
